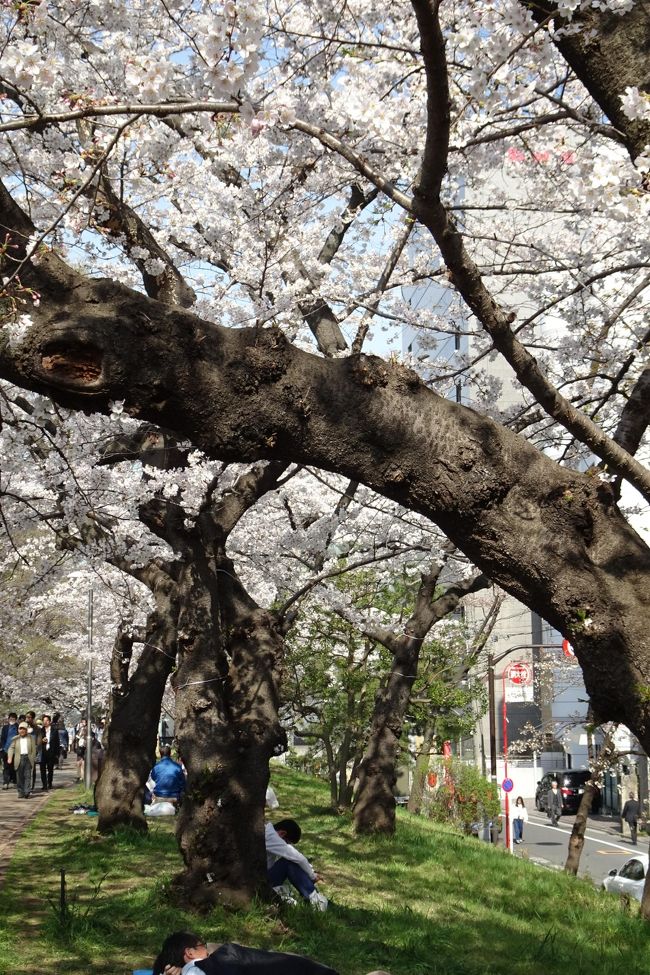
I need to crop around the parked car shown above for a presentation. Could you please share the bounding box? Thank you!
[534,769,601,816]
[602,854,648,903]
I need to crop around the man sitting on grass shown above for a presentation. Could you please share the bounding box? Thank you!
[265,818,328,910]
[152,931,339,975]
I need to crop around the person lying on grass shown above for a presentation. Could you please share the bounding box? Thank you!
[152,931,339,975]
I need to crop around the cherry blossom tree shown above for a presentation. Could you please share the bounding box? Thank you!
[282,570,491,820]
[5,382,456,897]
[0,0,649,898]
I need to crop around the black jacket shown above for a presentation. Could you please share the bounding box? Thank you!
[42,727,60,762]
[196,943,339,975]
[622,799,641,823]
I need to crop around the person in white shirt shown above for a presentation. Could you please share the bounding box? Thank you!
[265,818,328,910]
[512,796,529,844]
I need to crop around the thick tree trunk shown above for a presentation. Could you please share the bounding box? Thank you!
[407,721,436,816]
[96,600,177,833]
[353,640,421,834]
[3,234,650,760]
[171,556,286,910]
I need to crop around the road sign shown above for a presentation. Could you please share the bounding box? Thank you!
[562,638,575,658]
[502,778,514,792]
[506,661,531,685]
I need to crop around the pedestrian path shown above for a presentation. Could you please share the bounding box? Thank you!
[0,759,80,890]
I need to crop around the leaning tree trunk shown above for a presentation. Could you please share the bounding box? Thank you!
[564,783,597,875]
[96,599,177,833]
[172,555,286,910]
[564,723,617,876]
[353,572,488,834]
[353,639,420,835]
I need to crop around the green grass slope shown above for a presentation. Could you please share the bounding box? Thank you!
[0,765,647,975]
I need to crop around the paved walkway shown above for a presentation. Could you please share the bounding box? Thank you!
[0,759,80,889]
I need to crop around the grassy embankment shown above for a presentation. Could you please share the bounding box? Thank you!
[0,765,647,975]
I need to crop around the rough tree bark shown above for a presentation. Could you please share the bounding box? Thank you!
[96,594,178,833]
[522,0,650,163]
[353,569,488,834]
[171,548,287,909]
[1,233,649,759]
[94,450,290,901]
[123,461,291,908]
[564,726,617,876]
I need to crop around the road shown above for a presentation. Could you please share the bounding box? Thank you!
[511,808,642,886]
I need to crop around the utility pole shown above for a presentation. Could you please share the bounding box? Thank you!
[488,652,497,786]
[485,643,564,848]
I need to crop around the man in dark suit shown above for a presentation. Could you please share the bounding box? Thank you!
[546,780,563,827]
[39,713,60,791]
[621,792,642,845]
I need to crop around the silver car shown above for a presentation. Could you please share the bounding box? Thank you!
[602,853,649,902]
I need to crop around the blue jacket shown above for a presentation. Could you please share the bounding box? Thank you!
[150,756,186,798]
[1,722,18,754]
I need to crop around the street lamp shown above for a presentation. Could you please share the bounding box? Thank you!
[84,589,94,791]
[502,666,511,850]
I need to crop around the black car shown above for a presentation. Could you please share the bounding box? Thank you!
[534,769,601,816]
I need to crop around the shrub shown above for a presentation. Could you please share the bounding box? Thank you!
[424,758,500,831]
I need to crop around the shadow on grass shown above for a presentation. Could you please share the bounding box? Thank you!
[1,769,650,975]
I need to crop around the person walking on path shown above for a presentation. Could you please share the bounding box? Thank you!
[1,713,18,789]
[6,722,36,799]
[53,713,69,768]
[621,792,641,845]
[546,780,563,826]
[512,796,528,844]
[39,714,60,791]
[25,712,43,792]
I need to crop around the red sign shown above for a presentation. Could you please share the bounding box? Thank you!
[562,639,575,658]
[506,661,531,685]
